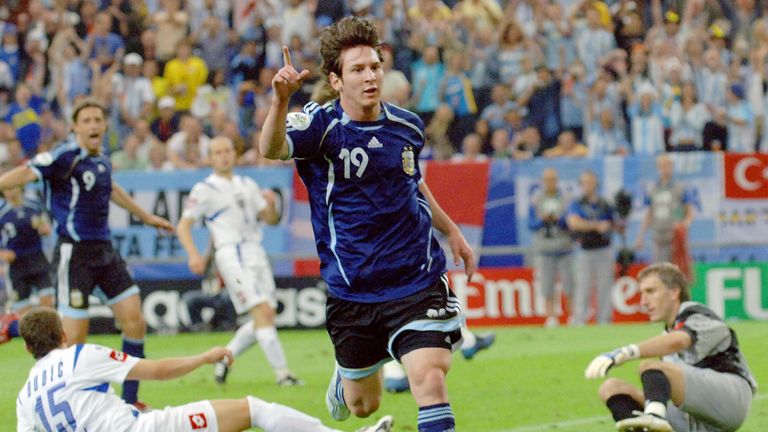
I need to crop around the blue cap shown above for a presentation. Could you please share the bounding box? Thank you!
[730,83,745,99]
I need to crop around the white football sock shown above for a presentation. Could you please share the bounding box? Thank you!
[383,360,406,380]
[226,321,257,357]
[247,396,339,432]
[460,325,477,350]
[255,326,289,378]
[645,400,667,418]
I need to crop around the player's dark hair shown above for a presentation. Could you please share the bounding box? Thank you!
[19,308,65,359]
[320,16,382,77]
[637,262,691,302]
[71,98,106,123]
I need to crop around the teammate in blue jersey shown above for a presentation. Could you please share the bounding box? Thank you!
[0,98,174,410]
[0,186,53,345]
[259,17,475,432]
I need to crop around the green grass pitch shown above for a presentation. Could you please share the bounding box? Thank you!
[2,322,766,431]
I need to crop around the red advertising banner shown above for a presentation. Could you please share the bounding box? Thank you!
[723,153,768,199]
[449,264,648,327]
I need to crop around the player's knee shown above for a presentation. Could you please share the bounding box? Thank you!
[349,394,380,418]
[638,359,665,373]
[598,378,628,401]
[120,313,146,336]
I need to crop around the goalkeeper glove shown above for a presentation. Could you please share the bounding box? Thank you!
[584,344,640,379]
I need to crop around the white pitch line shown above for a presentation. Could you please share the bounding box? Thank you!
[494,393,768,432]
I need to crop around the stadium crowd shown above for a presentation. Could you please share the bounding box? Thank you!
[0,0,767,170]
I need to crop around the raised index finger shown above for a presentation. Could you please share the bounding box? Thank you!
[282,46,292,67]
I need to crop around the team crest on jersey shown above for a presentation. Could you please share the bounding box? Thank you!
[97,164,106,173]
[70,290,84,307]
[402,146,415,176]
[287,112,311,131]
[189,413,208,429]
[109,350,127,362]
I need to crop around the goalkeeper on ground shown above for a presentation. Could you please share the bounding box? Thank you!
[584,263,756,432]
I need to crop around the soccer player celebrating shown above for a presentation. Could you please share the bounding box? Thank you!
[0,99,174,409]
[177,136,301,386]
[15,308,393,432]
[585,263,756,432]
[0,186,53,344]
[259,17,475,432]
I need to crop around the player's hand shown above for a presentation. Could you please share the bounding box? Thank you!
[0,249,16,264]
[447,228,476,281]
[144,214,175,233]
[272,46,311,102]
[202,346,234,366]
[584,344,639,379]
[188,254,207,276]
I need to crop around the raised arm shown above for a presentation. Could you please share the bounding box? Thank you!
[419,181,476,279]
[259,46,311,160]
[126,346,232,381]
[0,166,38,191]
[111,182,174,231]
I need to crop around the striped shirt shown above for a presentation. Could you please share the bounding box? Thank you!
[629,103,666,155]
[727,101,756,153]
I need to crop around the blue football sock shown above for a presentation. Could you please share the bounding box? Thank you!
[122,337,145,403]
[417,403,455,432]
[9,319,19,338]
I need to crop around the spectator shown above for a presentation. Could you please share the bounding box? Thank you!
[560,62,587,141]
[113,53,155,137]
[84,12,125,70]
[669,81,709,151]
[380,46,410,107]
[143,59,167,100]
[411,45,444,125]
[192,70,237,122]
[230,40,263,89]
[628,83,665,155]
[193,16,231,76]
[466,26,499,110]
[440,49,478,149]
[0,24,20,82]
[724,83,756,153]
[137,29,157,62]
[423,103,455,161]
[480,84,514,132]
[5,83,45,157]
[163,40,209,112]
[451,133,487,162]
[510,126,539,160]
[167,115,211,169]
[518,65,561,150]
[151,96,181,142]
[453,0,503,29]
[490,128,512,159]
[536,1,575,73]
[111,134,149,171]
[147,141,173,172]
[586,108,629,156]
[566,170,616,326]
[152,0,189,62]
[497,19,530,85]
[698,48,728,111]
[544,130,588,158]
[282,0,315,45]
[571,2,616,81]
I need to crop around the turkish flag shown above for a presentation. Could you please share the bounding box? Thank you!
[724,154,768,199]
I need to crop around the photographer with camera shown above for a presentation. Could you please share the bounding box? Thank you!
[634,154,694,276]
[566,170,616,326]
[529,168,574,328]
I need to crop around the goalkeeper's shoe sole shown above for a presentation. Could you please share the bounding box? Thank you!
[616,414,672,432]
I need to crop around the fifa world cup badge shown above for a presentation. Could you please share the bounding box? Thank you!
[402,146,415,176]
[70,290,84,308]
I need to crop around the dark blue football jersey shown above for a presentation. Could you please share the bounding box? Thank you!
[286,100,446,303]
[0,197,45,257]
[27,140,112,241]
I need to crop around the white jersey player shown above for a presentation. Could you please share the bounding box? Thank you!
[177,136,300,386]
[16,308,394,432]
